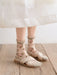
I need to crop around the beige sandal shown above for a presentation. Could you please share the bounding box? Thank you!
[27,48,48,61]
[14,54,42,67]
[14,39,42,67]
[27,36,48,61]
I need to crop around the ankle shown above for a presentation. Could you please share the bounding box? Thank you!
[16,39,25,55]
[16,39,29,57]
[28,36,35,47]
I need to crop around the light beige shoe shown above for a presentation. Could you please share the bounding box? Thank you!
[14,39,42,68]
[27,36,48,61]
[27,48,48,61]
[14,53,42,68]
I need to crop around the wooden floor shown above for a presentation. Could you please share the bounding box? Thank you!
[0,44,57,75]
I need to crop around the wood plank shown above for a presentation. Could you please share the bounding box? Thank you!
[0,44,19,75]
[0,44,56,75]
[20,44,56,75]
[0,44,2,51]
[36,44,56,75]
[42,44,57,74]
[35,44,56,75]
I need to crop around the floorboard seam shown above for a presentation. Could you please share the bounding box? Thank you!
[39,67,42,75]
[41,44,57,75]
[19,65,21,75]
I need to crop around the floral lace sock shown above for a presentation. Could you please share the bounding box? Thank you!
[15,39,28,59]
[27,36,48,61]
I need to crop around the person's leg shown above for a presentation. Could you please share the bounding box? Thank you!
[27,26,48,61]
[16,27,26,41]
[28,26,36,38]
[16,27,27,57]
[14,27,42,67]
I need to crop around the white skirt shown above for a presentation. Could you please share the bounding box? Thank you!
[0,0,57,28]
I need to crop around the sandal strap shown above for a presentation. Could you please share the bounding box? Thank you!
[19,56,35,63]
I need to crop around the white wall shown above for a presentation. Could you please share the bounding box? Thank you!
[0,23,57,44]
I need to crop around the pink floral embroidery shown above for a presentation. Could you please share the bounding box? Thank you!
[29,40,33,43]
[18,53,23,57]
[19,44,23,48]
[29,47,37,53]
[29,48,33,51]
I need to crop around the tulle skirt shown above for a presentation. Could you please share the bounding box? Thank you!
[0,0,57,28]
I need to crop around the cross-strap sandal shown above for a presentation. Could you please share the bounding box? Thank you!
[14,39,42,67]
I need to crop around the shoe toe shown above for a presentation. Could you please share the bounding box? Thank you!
[42,55,48,61]
[38,52,48,61]
[27,56,42,67]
